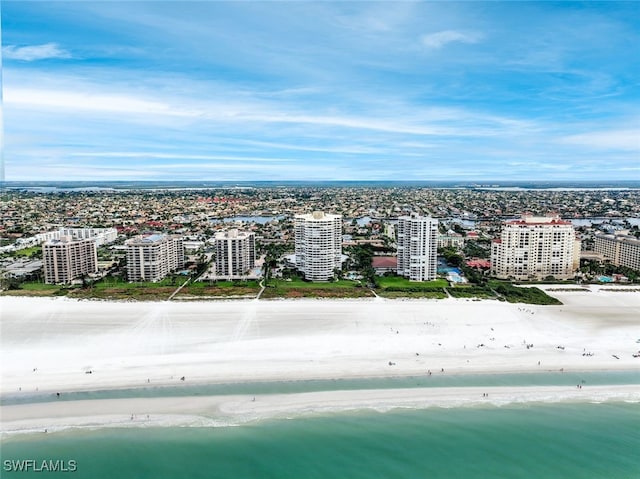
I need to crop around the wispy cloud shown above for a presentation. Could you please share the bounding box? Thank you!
[2,43,71,61]
[559,129,640,151]
[420,30,483,49]
[2,1,638,181]
[69,152,294,163]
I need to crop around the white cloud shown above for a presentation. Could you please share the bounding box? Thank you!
[5,88,197,117]
[559,129,640,151]
[4,85,514,138]
[2,43,72,61]
[420,30,482,49]
[69,152,293,163]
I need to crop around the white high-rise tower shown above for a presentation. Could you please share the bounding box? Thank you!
[294,211,342,281]
[491,215,580,280]
[396,214,438,281]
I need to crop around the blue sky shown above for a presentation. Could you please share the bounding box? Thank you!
[2,1,639,181]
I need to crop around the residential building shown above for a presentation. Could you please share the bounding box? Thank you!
[214,229,256,278]
[35,227,118,247]
[491,215,580,280]
[397,214,438,281]
[594,231,640,271]
[294,211,342,281]
[372,256,398,276]
[125,234,184,282]
[438,230,465,249]
[43,236,98,284]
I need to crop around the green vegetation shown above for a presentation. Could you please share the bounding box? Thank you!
[0,280,70,297]
[344,244,376,285]
[2,271,563,304]
[375,276,447,299]
[463,240,491,259]
[262,278,373,299]
[579,259,639,283]
[447,285,496,299]
[377,276,447,289]
[489,281,562,305]
[12,246,42,258]
[17,281,62,291]
[377,290,447,299]
[439,247,464,268]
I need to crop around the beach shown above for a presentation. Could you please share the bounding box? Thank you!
[2,286,639,433]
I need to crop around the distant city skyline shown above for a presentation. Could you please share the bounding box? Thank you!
[2,1,639,181]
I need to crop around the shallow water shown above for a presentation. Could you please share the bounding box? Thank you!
[2,402,639,478]
[3,370,639,406]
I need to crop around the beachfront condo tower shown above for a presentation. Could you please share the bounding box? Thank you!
[294,211,342,281]
[214,229,256,278]
[491,214,580,281]
[125,234,185,282]
[43,236,98,284]
[396,214,438,282]
[594,230,640,271]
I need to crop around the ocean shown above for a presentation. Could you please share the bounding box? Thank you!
[2,402,639,478]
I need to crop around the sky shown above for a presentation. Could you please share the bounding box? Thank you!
[1,1,639,182]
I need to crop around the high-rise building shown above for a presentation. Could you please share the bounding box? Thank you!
[294,211,342,281]
[594,231,640,271]
[43,236,98,284]
[214,229,256,278]
[396,214,438,281]
[491,215,580,280]
[125,234,184,282]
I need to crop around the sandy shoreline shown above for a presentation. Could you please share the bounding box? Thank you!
[3,384,639,436]
[2,286,639,433]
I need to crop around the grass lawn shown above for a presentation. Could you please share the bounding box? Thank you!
[12,246,41,258]
[17,281,61,291]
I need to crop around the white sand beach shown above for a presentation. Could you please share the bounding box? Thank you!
[1,286,639,432]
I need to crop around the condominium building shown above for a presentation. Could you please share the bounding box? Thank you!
[594,231,640,271]
[125,234,184,282]
[294,211,342,281]
[491,215,580,280]
[397,214,438,281]
[214,229,256,278]
[43,236,98,284]
[35,227,118,247]
[438,230,465,249]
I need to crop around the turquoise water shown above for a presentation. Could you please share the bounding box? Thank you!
[2,403,639,478]
[4,370,639,406]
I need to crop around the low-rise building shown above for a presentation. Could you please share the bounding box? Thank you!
[372,256,397,275]
[438,230,465,249]
[35,227,118,247]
